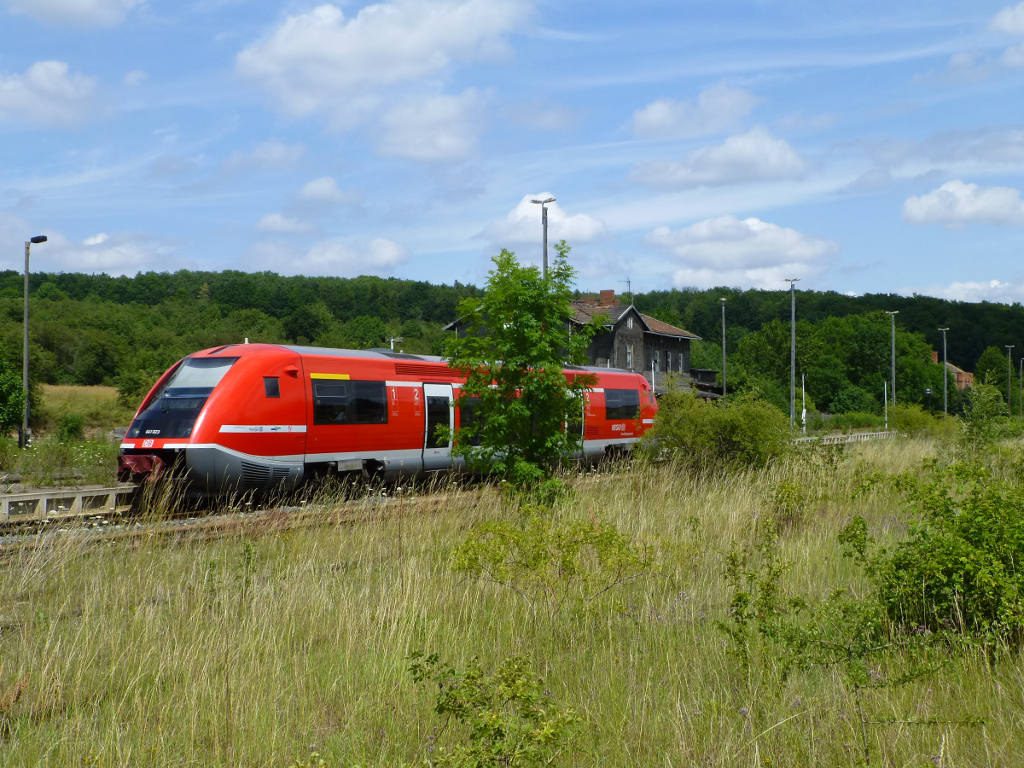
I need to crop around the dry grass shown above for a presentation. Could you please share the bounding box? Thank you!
[0,439,1021,766]
[37,384,135,435]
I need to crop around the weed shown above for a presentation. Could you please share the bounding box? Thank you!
[409,652,579,767]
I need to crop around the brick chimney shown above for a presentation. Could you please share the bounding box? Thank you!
[931,350,939,363]
[599,289,615,305]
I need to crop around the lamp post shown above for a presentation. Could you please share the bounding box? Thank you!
[885,310,899,405]
[938,327,949,415]
[1006,344,1015,411]
[720,297,727,401]
[785,278,799,428]
[21,234,47,449]
[530,196,555,279]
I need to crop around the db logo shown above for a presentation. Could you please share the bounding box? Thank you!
[611,424,625,432]
[142,439,155,448]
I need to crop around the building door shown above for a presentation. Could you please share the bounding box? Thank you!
[423,383,453,470]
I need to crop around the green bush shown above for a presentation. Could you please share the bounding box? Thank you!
[844,462,1024,645]
[57,412,86,443]
[959,383,1007,449]
[888,403,956,439]
[828,411,884,432]
[829,385,879,415]
[641,388,790,469]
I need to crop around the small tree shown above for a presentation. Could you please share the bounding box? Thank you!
[445,244,595,485]
[0,359,24,437]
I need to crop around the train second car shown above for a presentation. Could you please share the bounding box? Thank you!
[118,343,657,492]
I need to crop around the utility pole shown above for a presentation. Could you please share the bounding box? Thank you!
[21,235,47,449]
[885,310,899,405]
[530,196,555,279]
[938,327,949,414]
[720,297,727,401]
[1006,344,1015,411]
[785,278,799,428]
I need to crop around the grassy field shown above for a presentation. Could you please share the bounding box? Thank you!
[1,438,1021,766]
[37,384,137,435]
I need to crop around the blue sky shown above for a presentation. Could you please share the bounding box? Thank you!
[3,0,1024,302]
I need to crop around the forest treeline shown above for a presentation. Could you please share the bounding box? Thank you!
[0,269,1020,413]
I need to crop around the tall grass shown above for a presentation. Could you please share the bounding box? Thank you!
[1,440,1021,766]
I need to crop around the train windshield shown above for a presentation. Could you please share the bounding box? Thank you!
[127,357,238,439]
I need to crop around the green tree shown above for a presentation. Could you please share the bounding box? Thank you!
[0,356,24,435]
[445,244,595,485]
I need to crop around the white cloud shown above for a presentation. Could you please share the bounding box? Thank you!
[1004,42,1024,67]
[480,194,607,246]
[840,167,892,194]
[123,69,147,86]
[630,128,805,189]
[378,90,484,161]
[902,180,1024,226]
[631,83,759,139]
[2,0,143,26]
[916,279,1024,303]
[83,232,109,246]
[646,215,837,290]
[298,176,343,202]
[235,0,529,125]
[33,231,173,276]
[223,140,305,172]
[256,213,312,234]
[305,237,407,276]
[0,61,96,126]
[992,2,1024,35]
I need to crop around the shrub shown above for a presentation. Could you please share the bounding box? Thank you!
[845,462,1024,645]
[829,385,879,415]
[959,383,1007,449]
[408,652,579,767]
[888,403,956,439]
[641,388,790,469]
[57,412,86,442]
[828,411,884,432]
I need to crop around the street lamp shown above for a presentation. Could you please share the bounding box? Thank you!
[720,297,727,401]
[938,327,949,415]
[21,234,47,449]
[885,310,899,405]
[785,278,799,428]
[1006,344,1015,411]
[530,196,555,279]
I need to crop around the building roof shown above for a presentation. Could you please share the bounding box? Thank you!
[571,298,700,340]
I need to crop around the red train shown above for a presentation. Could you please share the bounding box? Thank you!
[117,343,657,492]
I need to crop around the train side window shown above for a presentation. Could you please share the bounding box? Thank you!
[264,377,280,398]
[605,388,639,420]
[458,396,483,445]
[313,379,387,425]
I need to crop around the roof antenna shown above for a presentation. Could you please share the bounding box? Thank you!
[244,338,249,344]
[620,277,632,305]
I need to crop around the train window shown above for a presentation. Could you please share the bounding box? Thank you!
[426,396,450,449]
[264,377,280,398]
[605,388,639,420]
[126,356,238,439]
[313,379,387,425]
[457,396,483,446]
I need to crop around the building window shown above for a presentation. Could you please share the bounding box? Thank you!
[666,351,672,371]
[627,316,634,329]
[626,343,633,369]
[312,379,387,425]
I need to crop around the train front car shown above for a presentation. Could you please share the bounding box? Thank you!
[118,344,306,493]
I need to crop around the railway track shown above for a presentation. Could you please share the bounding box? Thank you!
[0,485,472,559]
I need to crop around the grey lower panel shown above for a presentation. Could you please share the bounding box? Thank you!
[186,445,305,492]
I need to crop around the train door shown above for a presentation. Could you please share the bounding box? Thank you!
[423,383,453,471]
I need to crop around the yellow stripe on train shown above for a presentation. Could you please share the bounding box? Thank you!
[310,373,351,380]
